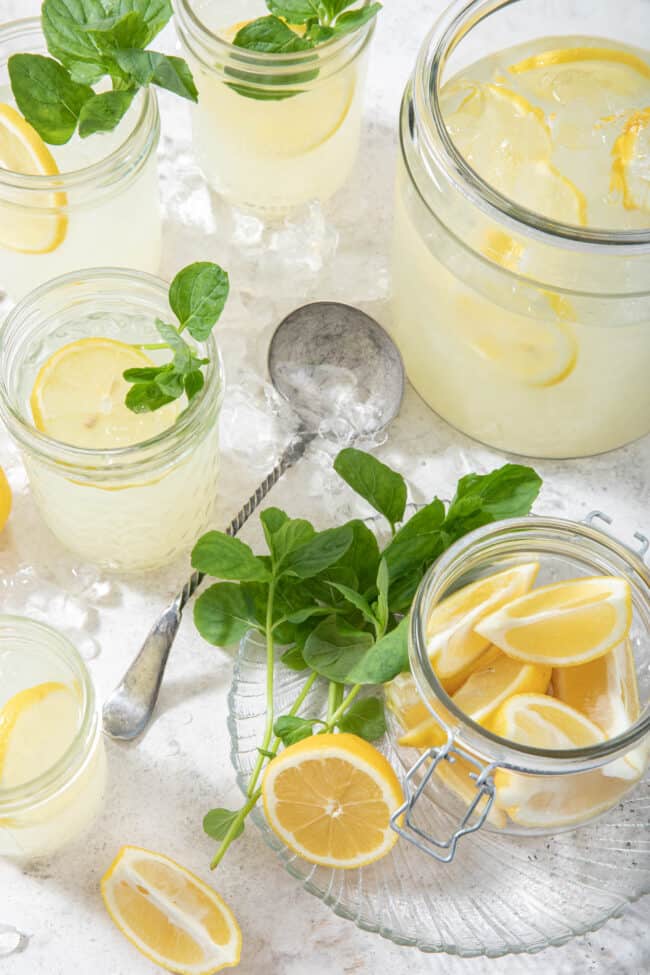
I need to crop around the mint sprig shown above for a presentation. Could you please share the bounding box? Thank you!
[124,262,229,414]
[194,452,542,868]
[9,0,197,144]
[233,0,382,52]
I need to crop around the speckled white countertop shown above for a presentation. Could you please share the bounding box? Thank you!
[1,1,649,973]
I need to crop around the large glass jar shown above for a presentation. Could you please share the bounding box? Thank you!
[390,0,650,458]
[0,20,162,301]
[175,0,375,212]
[0,269,224,573]
[393,515,650,852]
[0,616,106,858]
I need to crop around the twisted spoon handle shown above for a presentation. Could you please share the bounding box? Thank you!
[102,434,314,740]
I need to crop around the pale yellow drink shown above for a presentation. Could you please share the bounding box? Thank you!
[392,37,650,457]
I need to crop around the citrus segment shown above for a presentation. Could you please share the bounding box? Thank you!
[0,467,11,532]
[0,681,80,788]
[0,102,67,254]
[30,338,178,449]
[426,563,539,683]
[611,107,650,211]
[509,47,650,105]
[101,846,241,975]
[475,576,632,667]
[262,733,402,869]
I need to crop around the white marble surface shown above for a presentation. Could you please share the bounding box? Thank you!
[1,1,649,973]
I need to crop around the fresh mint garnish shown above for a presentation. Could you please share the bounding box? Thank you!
[9,0,198,144]
[192,452,542,869]
[123,261,229,415]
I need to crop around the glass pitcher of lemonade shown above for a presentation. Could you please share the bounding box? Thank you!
[391,0,650,458]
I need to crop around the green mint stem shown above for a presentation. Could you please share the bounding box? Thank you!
[247,580,277,798]
[326,683,361,731]
[327,681,338,722]
[130,343,168,351]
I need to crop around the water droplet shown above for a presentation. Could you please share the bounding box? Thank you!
[0,925,29,956]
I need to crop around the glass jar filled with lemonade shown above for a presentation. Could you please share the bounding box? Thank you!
[0,19,162,301]
[389,516,650,839]
[175,0,377,212]
[0,268,224,573]
[0,616,106,858]
[391,0,650,458]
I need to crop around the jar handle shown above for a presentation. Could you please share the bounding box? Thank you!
[390,740,497,863]
[584,510,649,561]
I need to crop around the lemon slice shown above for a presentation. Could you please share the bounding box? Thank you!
[0,467,11,532]
[262,733,402,869]
[509,47,650,105]
[385,672,431,731]
[0,681,80,788]
[30,338,178,449]
[102,846,241,975]
[611,107,650,212]
[0,103,67,254]
[426,563,539,686]
[492,693,636,827]
[476,576,632,667]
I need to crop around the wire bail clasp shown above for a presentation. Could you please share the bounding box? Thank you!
[390,740,496,863]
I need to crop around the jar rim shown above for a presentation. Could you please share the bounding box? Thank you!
[410,515,650,773]
[0,267,225,480]
[0,18,160,194]
[0,615,99,812]
[175,0,376,78]
[412,0,650,251]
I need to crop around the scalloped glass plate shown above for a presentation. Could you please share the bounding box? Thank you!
[228,631,650,958]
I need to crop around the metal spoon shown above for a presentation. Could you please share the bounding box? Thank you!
[102,302,405,740]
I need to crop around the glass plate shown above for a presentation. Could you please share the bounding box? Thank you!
[228,631,650,958]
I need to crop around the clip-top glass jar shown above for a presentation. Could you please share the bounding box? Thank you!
[0,268,224,573]
[0,19,162,301]
[390,0,650,458]
[391,515,650,861]
[175,0,375,212]
[0,616,106,858]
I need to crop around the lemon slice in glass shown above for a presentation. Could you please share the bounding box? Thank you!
[0,466,11,532]
[508,46,650,105]
[0,103,67,254]
[30,338,178,449]
[0,681,80,788]
[611,106,650,212]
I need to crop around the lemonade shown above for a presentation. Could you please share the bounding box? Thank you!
[175,0,375,211]
[0,269,224,573]
[392,28,650,457]
[0,20,162,301]
[0,617,105,858]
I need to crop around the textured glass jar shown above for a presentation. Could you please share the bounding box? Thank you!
[0,269,224,573]
[0,19,162,301]
[400,516,650,842]
[0,616,106,859]
[390,0,650,458]
[175,0,375,211]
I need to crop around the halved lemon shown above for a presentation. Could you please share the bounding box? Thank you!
[0,466,11,532]
[0,103,67,254]
[262,733,402,869]
[426,563,539,686]
[101,846,242,975]
[611,107,650,212]
[509,46,650,105]
[0,681,80,788]
[492,693,636,827]
[30,338,178,449]
[476,576,632,667]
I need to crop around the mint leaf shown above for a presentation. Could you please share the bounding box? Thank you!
[273,715,319,746]
[336,697,386,741]
[328,3,381,37]
[194,582,259,646]
[233,16,314,53]
[169,263,230,341]
[184,370,204,400]
[125,381,176,413]
[191,532,271,582]
[42,0,109,71]
[329,583,376,625]
[346,615,410,684]
[78,88,136,137]
[303,618,374,682]
[113,0,173,42]
[280,645,309,671]
[203,808,244,841]
[332,519,380,593]
[375,558,389,632]
[263,513,315,566]
[113,50,198,101]
[281,525,353,579]
[8,54,93,144]
[266,0,323,23]
[334,448,407,531]
[82,11,151,53]
[444,464,542,541]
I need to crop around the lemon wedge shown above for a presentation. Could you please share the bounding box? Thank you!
[611,107,650,212]
[102,846,242,975]
[0,467,11,532]
[262,733,402,869]
[385,672,431,731]
[426,563,539,686]
[30,338,178,449]
[0,681,80,788]
[0,103,67,254]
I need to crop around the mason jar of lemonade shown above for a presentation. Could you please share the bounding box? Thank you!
[391,0,650,458]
